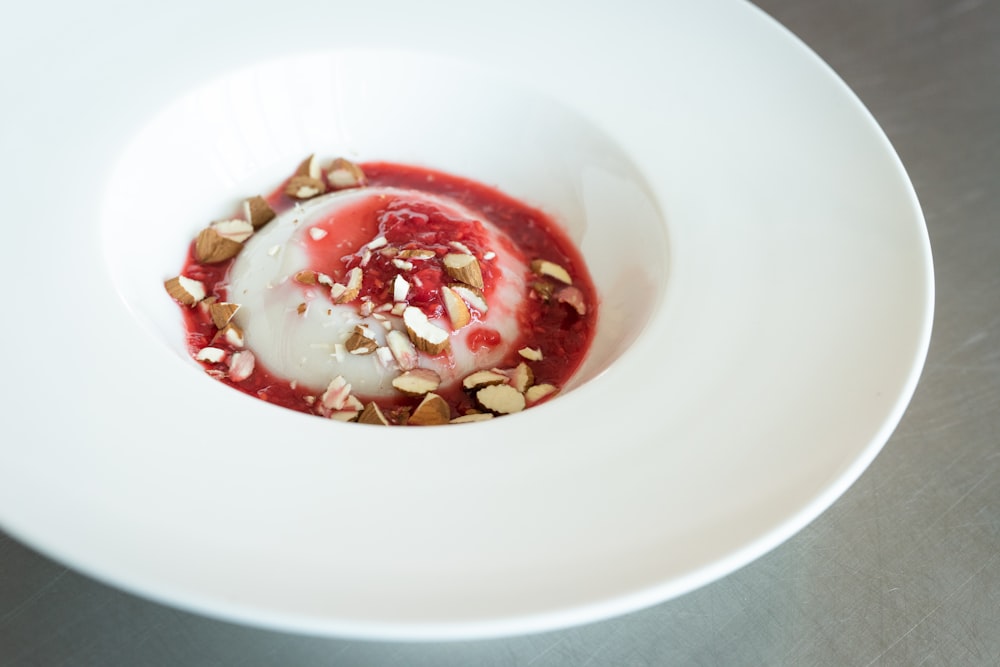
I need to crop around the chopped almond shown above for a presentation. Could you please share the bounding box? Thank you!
[326,157,367,189]
[386,330,419,370]
[524,383,558,404]
[393,275,410,302]
[462,369,509,391]
[285,175,326,200]
[244,195,276,229]
[531,280,555,301]
[218,323,245,348]
[329,410,360,422]
[450,413,494,424]
[209,302,240,329]
[398,249,436,260]
[518,346,543,361]
[476,383,525,415]
[507,362,534,393]
[407,392,451,425]
[443,253,484,289]
[391,368,442,396]
[294,153,322,179]
[403,306,450,355]
[194,227,243,263]
[450,284,488,313]
[228,350,256,382]
[164,275,206,306]
[331,267,363,304]
[345,326,378,355]
[441,285,471,329]
[211,218,254,243]
[320,375,352,411]
[531,259,572,284]
[195,347,226,363]
[358,402,390,425]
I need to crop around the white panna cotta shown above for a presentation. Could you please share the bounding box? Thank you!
[227,186,529,397]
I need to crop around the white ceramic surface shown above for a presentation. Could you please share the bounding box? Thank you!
[0,0,932,639]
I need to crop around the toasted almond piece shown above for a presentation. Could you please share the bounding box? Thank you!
[195,346,226,363]
[531,259,573,285]
[518,346,543,361]
[244,195,276,229]
[209,302,240,329]
[294,153,322,179]
[393,275,410,302]
[462,369,509,391]
[219,323,245,348]
[367,236,388,250]
[228,350,256,382]
[345,326,378,355]
[392,368,442,396]
[450,284,488,313]
[450,412,495,424]
[391,302,407,316]
[476,383,525,415]
[449,241,473,255]
[555,285,587,315]
[358,401,390,425]
[392,258,414,271]
[386,329,419,370]
[329,410,360,422]
[195,227,243,263]
[309,227,328,241]
[398,249,436,260]
[331,267,363,304]
[293,270,333,286]
[320,375,352,411]
[164,275,206,306]
[375,346,395,368]
[524,383,558,404]
[440,285,471,329]
[403,306,450,355]
[443,253,484,289]
[507,362,534,393]
[326,157,367,189]
[345,395,365,411]
[211,218,254,243]
[408,392,451,425]
[285,175,326,200]
[297,302,308,315]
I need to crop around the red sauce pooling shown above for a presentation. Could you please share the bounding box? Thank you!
[175,162,598,422]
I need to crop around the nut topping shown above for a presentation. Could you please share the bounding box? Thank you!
[194,227,243,263]
[391,368,442,396]
[555,285,587,315]
[294,153,322,179]
[507,362,534,393]
[393,275,410,302]
[386,329,419,370]
[476,383,525,415]
[450,284,488,314]
[331,267,363,304]
[164,275,206,306]
[530,259,573,285]
[403,306,450,355]
[228,350,256,382]
[320,375,352,411]
[285,176,326,200]
[440,285,471,329]
[407,392,451,425]
[358,401,390,425]
[326,157,367,189]
[345,326,378,355]
[243,195,276,229]
[211,218,254,243]
[518,347,543,361]
[524,383,558,404]
[209,302,240,329]
[462,369,508,391]
[443,253,484,289]
[450,412,495,424]
[195,347,226,363]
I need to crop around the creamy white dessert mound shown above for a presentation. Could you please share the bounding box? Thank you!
[227,187,529,397]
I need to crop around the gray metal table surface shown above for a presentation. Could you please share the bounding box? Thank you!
[2,1,998,665]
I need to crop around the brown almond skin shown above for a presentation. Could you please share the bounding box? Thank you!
[358,402,390,425]
[407,393,451,425]
[195,228,243,263]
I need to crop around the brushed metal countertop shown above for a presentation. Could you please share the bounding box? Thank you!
[2,1,997,664]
